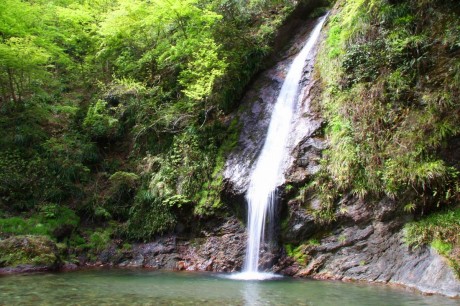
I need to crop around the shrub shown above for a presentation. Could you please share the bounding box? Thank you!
[83,99,120,139]
[105,171,140,220]
[87,228,113,254]
[0,150,46,211]
[123,190,176,241]
[0,204,79,240]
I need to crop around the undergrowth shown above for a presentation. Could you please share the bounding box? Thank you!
[0,204,79,238]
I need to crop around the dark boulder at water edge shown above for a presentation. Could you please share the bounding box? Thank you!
[0,235,61,274]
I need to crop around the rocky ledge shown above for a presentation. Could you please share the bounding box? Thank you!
[88,217,247,273]
[276,196,460,298]
[0,218,247,275]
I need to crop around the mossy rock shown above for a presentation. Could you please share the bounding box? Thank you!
[0,235,61,269]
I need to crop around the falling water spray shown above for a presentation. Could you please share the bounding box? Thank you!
[234,14,328,280]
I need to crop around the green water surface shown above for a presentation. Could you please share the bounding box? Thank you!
[0,269,458,305]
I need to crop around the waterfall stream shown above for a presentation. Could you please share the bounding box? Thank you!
[232,15,328,280]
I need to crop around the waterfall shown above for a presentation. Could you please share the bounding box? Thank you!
[233,15,328,280]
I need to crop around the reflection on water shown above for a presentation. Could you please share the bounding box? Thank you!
[0,269,458,306]
[243,281,261,306]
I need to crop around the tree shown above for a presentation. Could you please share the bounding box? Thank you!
[0,0,52,103]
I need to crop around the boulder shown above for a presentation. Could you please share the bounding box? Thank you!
[0,235,61,274]
[279,196,460,297]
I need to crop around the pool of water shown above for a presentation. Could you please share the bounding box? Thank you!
[0,269,458,305]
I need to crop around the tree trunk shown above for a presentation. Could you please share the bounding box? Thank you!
[6,68,17,103]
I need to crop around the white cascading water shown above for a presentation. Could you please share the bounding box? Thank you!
[233,15,328,280]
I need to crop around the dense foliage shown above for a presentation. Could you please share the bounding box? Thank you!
[1,0,323,252]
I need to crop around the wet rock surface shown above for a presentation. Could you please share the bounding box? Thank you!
[223,18,324,196]
[281,199,318,245]
[277,196,460,297]
[222,65,284,195]
[96,217,247,273]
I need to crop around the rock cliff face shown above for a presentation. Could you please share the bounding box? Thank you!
[219,13,460,298]
[91,217,246,273]
[277,196,460,297]
[223,18,323,196]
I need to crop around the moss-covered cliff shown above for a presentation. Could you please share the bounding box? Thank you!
[311,0,459,269]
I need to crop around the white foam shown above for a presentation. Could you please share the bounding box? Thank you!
[225,272,283,281]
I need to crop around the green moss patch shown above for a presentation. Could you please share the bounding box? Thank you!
[0,204,79,239]
[0,235,60,268]
[404,208,460,275]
